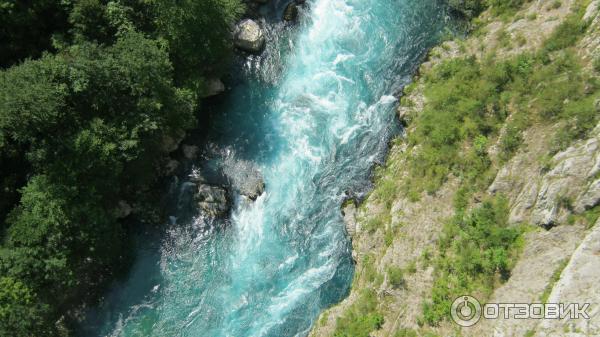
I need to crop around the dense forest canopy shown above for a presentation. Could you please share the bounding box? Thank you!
[0,0,243,336]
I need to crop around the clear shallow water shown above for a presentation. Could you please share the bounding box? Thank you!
[80,1,452,336]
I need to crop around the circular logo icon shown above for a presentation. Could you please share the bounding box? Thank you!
[451,295,482,327]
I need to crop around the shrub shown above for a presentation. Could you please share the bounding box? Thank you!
[542,2,590,52]
[0,277,50,337]
[499,125,523,161]
[334,289,384,337]
[422,196,524,325]
[387,266,406,289]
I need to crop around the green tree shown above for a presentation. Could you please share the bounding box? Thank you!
[0,31,196,335]
[0,0,71,67]
[0,276,50,337]
[152,0,245,85]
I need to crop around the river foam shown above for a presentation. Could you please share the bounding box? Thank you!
[79,1,452,336]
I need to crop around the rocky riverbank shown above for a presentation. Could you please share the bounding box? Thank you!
[137,0,310,223]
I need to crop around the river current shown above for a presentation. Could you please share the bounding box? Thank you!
[80,0,452,336]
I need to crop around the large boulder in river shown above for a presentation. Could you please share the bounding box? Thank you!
[239,177,265,201]
[195,184,230,217]
[221,156,266,200]
[283,2,299,22]
[234,19,265,53]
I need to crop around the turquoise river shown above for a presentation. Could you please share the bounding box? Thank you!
[80,0,453,336]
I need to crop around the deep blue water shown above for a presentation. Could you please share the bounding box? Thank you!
[80,1,452,336]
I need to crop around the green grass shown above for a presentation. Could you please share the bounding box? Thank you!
[541,1,591,53]
[422,196,525,325]
[356,0,598,329]
[386,265,406,289]
[333,289,384,337]
[567,205,600,228]
[396,0,597,198]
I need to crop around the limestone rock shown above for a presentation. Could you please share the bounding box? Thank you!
[534,221,600,336]
[509,179,539,224]
[239,178,265,200]
[397,106,411,126]
[575,178,600,213]
[283,2,298,22]
[203,78,225,97]
[583,0,599,22]
[530,135,600,227]
[342,202,358,237]
[195,184,230,217]
[234,19,265,53]
[234,166,265,200]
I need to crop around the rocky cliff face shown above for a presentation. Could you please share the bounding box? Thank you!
[311,1,600,336]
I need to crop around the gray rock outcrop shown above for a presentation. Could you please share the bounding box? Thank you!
[530,132,600,227]
[534,221,600,336]
[195,184,230,217]
[283,2,298,22]
[490,123,600,227]
[234,19,265,53]
[342,202,359,237]
[574,178,600,213]
[203,78,225,97]
[239,178,265,200]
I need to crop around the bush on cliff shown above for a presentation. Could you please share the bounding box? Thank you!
[422,197,524,325]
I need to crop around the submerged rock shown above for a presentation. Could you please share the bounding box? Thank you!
[195,184,230,217]
[234,19,265,53]
[283,2,298,22]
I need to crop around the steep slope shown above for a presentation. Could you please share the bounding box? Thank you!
[311,1,600,336]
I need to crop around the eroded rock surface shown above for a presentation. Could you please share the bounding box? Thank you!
[234,19,265,53]
[195,184,230,217]
[534,221,600,337]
